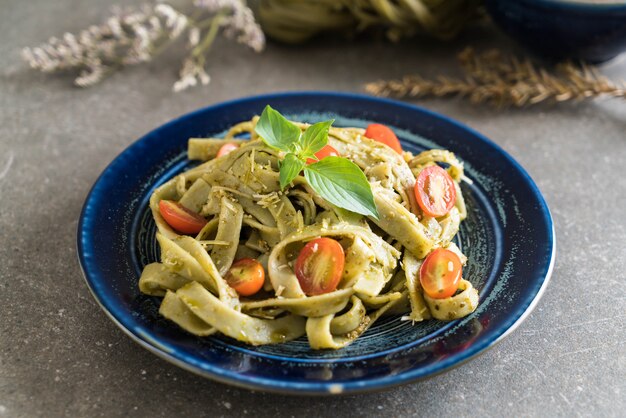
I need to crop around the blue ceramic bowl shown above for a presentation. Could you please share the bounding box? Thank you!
[486,0,626,62]
[77,92,555,394]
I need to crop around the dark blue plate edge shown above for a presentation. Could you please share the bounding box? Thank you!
[518,0,626,12]
[76,91,555,395]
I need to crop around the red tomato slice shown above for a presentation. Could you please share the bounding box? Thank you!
[306,144,340,165]
[294,237,345,296]
[414,165,457,217]
[419,248,462,299]
[364,124,403,154]
[159,200,207,234]
[216,143,239,158]
[225,258,265,296]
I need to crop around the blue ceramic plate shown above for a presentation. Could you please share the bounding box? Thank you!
[78,92,555,394]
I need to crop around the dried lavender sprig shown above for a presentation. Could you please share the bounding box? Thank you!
[171,0,265,91]
[22,4,188,87]
[195,0,265,52]
[173,57,211,92]
[21,1,265,90]
[173,11,223,93]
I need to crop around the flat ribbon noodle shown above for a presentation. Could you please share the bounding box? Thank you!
[402,252,431,321]
[227,151,281,193]
[195,218,219,241]
[178,178,211,213]
[159,291,217,336]
[242,216,281,248]
[453,181,467,220]
[235,244,260,260]
[266,194,304,238]
[329,296,367,335]
[202,170,276,227]
[359,291,403,309]
[438,207,461,246]
[224,120,257,139]
[138,262,190,296]
[288,188,317,225]
[341,236,376,289]
[157,233,239,309]
[353,264,392,298]
[175,282,306,345]
[149,177,182,240]
[188,138,248,161]
[424,279,479,320]
[371,185,434,259]
[210,196,244,276]
[242,288,353,317]
[185,140,269,182]
[305,289,404,350]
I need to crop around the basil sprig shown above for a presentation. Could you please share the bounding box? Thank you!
[255,105,379,219]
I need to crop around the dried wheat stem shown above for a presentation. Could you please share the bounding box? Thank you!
[365,47,626,107]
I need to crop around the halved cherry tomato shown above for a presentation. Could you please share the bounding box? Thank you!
[364,123,403,154]
[216,143,239,158]
[294,237,345,296]
[419,248,462,299]
[306,144,340,165]
[225,258,265,296]
[159,200,207,234]
[414,165,457,217]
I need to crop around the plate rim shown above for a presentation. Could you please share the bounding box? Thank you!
[77,91,555,394]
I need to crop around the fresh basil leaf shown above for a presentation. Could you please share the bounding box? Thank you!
[301,120,334,155]
[255,105,302,152]
[304,157,379,219]
[279,153,305,190]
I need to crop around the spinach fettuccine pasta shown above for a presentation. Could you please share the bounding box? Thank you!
[138,106,479,349]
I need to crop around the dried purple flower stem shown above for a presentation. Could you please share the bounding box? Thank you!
[21,1,265,91]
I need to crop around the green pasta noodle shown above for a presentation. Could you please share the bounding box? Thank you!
[138,115,480,349]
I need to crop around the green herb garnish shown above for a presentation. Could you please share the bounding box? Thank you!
[255,105,379,219]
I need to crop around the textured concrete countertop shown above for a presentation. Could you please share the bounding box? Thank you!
[1,1,625,417]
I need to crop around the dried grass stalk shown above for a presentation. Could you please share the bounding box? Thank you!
[365,47,626,107]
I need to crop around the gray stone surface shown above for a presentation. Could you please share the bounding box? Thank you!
[1,1,625,417]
